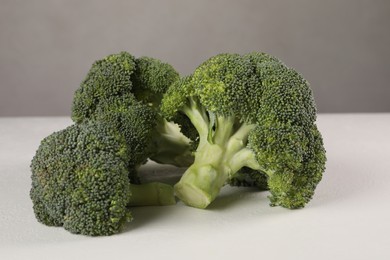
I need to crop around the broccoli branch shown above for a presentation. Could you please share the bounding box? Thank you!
[128,182,176,206]
[174,104,263,208]
[150,118,194,167]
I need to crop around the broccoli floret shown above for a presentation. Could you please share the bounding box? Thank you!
[71,52,194,172]
[86,93,157,183]
[71,52,136,123]
[132,56,180,107]
[30,121,175,236]
[161,52,326,209]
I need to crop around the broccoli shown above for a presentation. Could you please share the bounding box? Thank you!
[31,52,187,235]
[31,50,327,235]
[71,52,194,180]
[30,121,176,236]
[161,52,326,209]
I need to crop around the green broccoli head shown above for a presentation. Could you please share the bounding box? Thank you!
[71,51,194,171]
[245,60,323,208]
[30,121,132,236]
[191,53,260,122]
[71,52,136,123]
[161,52,326,209]
[253,60,317,127]
[71,53,179,122]
[30,120,176,236]
[249,123,325,208]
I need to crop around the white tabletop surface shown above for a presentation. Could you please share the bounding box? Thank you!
[1,114,389,259]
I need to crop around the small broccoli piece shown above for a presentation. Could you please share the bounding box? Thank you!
[30,121,175,236]
[161,52,326,209]
[71,52,194,171]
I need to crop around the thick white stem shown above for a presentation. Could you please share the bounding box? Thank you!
[174,142,227,208]
[174,114,262,208]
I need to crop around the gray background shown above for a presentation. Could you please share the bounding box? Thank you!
[1,0,389,116]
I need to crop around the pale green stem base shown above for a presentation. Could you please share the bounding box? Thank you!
[129,182,176,206]
[175,143,227,208]
[174,116,261,208]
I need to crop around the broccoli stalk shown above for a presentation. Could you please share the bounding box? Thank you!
[129,182,176,206]
[173,101,264,208]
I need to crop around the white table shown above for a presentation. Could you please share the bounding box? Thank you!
[1,115,389,259]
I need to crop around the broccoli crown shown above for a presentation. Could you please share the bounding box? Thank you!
[71,52,179,124]
[246,59,324,208]
[72,52,136,123]
[30,121,132,236]
[71,52,194,170]
[161,52,326,209]
[191,53,260,122]
[163,53,278,123]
